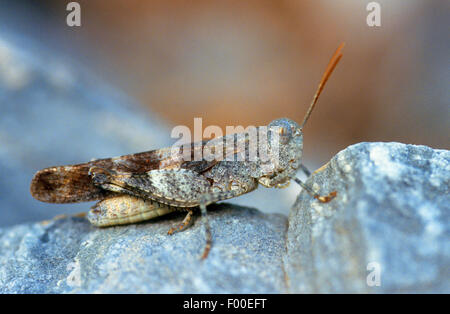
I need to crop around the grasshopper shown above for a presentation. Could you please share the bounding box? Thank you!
[30,43,344,259]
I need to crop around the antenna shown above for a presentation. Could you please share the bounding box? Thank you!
[300,42,345,129]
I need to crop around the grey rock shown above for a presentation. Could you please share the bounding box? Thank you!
[285,142,450,293]
[0,204,288,293]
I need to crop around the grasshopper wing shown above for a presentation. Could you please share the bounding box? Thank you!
[31,132,253,203]
[30,146,183,203]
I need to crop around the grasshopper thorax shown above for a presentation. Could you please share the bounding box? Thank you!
[258,118,303,188]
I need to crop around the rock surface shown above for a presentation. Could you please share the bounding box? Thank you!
[0,204,288,293]
[285,142,449,293]
[0,142,448,293]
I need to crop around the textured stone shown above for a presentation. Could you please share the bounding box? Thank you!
[0,204,288,293]
[285,142,449,293]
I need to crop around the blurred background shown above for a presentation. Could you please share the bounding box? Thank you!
[0,0,448,227]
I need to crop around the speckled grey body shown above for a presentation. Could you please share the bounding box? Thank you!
[88,119,304,224]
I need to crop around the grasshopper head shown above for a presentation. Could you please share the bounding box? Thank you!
[258,118,303,188]
[259,43,344,188]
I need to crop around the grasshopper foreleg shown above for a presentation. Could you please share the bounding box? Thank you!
[293,177,337,203]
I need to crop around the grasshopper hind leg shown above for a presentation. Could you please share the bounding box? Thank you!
[88,195,176,227]
[199,201,212,260]
[165,201,212,260]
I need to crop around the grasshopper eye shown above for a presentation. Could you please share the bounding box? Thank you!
[278,126,292,144]
[268,118,299,145]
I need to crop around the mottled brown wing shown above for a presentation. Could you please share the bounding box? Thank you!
[30,146,180,203]
[30,133,251,204]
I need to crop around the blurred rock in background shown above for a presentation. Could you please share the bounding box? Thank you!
[0,34,170,227]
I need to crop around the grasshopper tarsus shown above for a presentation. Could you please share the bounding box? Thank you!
[294,177,337,203]
[295,163,337,203]
[315,191,338,203]
[167,209,194,235]
[201,243,212,260]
